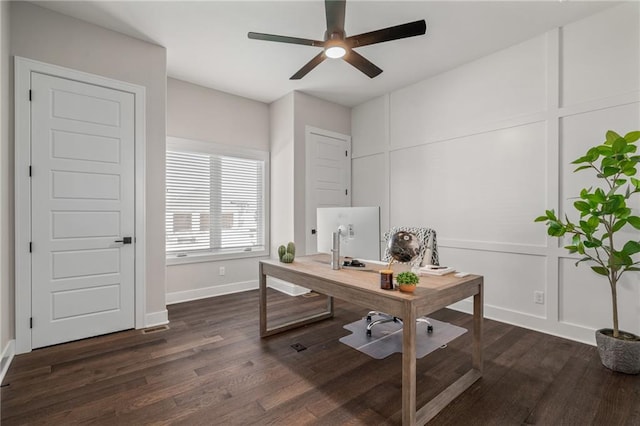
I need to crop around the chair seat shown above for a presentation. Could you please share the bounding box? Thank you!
[365,311,433,337]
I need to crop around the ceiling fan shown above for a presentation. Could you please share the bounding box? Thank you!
[248,0,427,80]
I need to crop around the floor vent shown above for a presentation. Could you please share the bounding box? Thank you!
[142,324,170,334]
[290,343,307,352]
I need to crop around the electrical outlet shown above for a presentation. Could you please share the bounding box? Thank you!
[534,291,544,305]
[219,266,225,276]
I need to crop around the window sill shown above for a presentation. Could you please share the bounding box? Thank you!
[166,248,268,265]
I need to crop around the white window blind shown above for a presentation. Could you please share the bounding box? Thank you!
[166,145,266,258]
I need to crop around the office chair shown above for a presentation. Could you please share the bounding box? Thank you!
[365,226,439,337]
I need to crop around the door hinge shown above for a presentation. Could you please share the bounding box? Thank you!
[30,317,33,329]
[345,150,348,157]
[29,166,32,177]
[345,189,348,196]
[29,90,32,101]
[29,242,32,253]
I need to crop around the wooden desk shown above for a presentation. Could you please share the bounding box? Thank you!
[259,254,483,426]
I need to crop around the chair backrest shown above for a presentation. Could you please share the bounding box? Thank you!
[382,226,439,267]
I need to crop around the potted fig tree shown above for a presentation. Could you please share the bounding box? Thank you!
[535,130,640,374]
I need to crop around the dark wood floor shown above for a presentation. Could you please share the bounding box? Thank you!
[2,289,639,425]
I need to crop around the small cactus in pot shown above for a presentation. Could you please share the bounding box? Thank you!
[278,242,296,263]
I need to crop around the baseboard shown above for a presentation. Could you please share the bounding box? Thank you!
[267,277,311,296]
[166,280,259,305]
[1,339,15,385]
[145,310,169,328]
[447,299,597,346]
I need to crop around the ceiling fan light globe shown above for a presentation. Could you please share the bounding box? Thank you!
[325,45,346,59]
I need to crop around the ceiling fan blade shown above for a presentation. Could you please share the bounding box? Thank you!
[343,50,383,78]
[325,0,346,35]
[290,52,327,80]
[248,32,324,47]
[346,20,427,48]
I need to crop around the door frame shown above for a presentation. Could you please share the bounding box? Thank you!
[304,125,351,256]
[14,56,147,354]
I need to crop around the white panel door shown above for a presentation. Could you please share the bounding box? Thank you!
[305,128,351,255]
[31,72,135,348]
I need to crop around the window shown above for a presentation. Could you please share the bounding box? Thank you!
[166,137,269,263]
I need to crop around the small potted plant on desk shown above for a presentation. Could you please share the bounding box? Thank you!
[396,271,420,293]
[535,129,640,374]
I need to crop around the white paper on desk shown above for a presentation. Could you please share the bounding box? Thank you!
[419,266,455,276]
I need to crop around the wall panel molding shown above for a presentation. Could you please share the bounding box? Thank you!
[351,4,640,345]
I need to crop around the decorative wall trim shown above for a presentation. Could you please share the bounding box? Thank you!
[166,280,259,305]
[448,300,596,346]
[352,7,639,345]
[0,339,15,385]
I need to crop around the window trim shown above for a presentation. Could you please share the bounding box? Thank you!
[166,136,270,265]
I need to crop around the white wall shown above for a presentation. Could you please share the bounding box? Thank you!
[268,91,350,295]
[351,3,640,345]
[270,91,351,255]
[9,2,168,325]
[270,92,295,254]
[0,0,11,372]
[165,78,270,303]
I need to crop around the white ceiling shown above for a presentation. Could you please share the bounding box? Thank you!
[32,0,619,107]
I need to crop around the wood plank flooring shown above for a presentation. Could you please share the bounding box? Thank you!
[2,289,639,425]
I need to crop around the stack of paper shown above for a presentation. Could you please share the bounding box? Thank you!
[419,265,455,276]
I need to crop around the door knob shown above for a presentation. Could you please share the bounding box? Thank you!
[115,237,132,244]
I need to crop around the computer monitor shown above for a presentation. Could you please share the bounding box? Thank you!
[316,207,380,260]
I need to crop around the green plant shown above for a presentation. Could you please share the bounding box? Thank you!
[535,130,640,339]
[278,242,296,263]
[396,271,419,286]
[278,245,287,261]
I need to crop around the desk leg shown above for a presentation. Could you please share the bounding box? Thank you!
[473,280,484,372]
[402,302,417,426]
[259,263,335,338]
[259,262,268,337]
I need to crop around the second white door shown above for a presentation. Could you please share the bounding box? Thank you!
[305,127,351,255]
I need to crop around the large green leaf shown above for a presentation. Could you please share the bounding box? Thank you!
[564,245,578,254]
[612,137,627,153]
[575,257,591,266]
[573,165,592,173]
[572,155,592,165]
[591,266,609,276]
[592,189,607,203]
[587,216,600,228]
[583,240,602,248]
[624,130,640,142]
[622,241,640,255]
[574,201,591,212]
[602,166,620,177]
[548,222,565,237]
[612,219,627,232]
[606,130,622,145]
[534,216,548,222]
[627,216,640,230]
[614,207,631,219]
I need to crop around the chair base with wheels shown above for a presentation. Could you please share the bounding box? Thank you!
[365,311,434,337]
